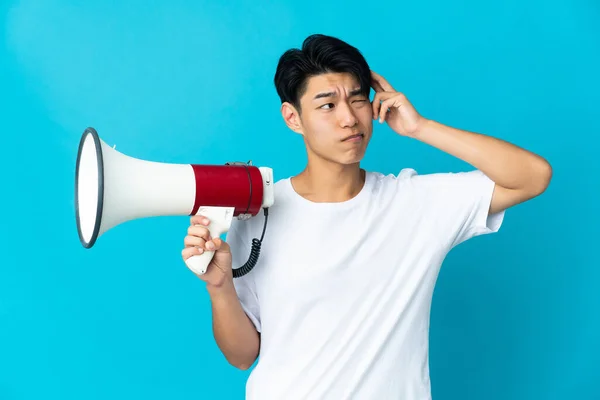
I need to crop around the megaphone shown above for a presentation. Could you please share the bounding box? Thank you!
[74,127,274,278]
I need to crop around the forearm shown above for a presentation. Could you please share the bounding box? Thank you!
[414,119,552,194]
[207,281,260,370]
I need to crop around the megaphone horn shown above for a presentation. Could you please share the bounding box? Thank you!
[75,127,274,278]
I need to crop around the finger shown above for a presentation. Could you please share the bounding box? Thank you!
[204,237,221,252]
[190,215,210,226]
[182,246,204,261]
[372,92,394,120]
[372,92,384,119]
[210,238,231,254]
[184,235,207,248]
[370,73,385,93]
[379,97,398,123]
[371,71,395,92]
[379,100,389,123]
[187,225,211,240]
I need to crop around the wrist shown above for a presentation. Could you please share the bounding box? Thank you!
[206,277,236,299]
[413,118,450,145]
[411,117,434,140]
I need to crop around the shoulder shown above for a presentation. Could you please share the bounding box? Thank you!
[364,168,494,199]
[376,168,490,188]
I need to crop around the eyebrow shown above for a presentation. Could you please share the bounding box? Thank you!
[313,88,364,101]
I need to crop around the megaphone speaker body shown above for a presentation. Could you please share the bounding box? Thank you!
[75,127,274,277]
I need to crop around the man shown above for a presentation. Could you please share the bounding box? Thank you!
[181,34,552,399]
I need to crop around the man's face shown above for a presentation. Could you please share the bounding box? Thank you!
[283,72,374,166]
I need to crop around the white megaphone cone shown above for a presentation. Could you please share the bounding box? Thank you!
[75,127,274,278]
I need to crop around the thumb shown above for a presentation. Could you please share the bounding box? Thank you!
[213,237,231,253]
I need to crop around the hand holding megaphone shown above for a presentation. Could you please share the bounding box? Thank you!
[179,205,234,276]
[182,214,234,286]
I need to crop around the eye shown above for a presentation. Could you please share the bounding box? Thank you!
[320,103,334,109]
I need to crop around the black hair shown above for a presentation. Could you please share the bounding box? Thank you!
[273,34,372,114]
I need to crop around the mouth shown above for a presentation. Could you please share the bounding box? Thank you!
[342,133,364,142]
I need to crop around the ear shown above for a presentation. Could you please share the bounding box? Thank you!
[281,102,303,134]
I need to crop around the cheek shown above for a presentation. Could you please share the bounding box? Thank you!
[313,119,335,138]
[359,103,374,119]
[304,116,332,142]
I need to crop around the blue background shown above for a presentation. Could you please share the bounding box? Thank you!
[1,0,598,399]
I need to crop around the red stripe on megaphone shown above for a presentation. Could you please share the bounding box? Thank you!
[190,164,264,217]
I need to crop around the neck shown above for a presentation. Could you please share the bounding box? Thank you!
[291,159,366,203]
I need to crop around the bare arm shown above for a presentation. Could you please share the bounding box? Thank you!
[182,215,260,370]
[413,119,553,214]
[207,281,260,370]
[369,70,553,214]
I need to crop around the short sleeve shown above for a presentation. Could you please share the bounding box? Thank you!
[412,169,505,249]
[226,220,262,332]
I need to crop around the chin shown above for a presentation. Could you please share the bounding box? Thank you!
[339,155,365,165]
[308,145,368,166]
[343,149,369,164]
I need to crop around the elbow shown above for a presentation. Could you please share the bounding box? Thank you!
[231,359,254,371]
[227,353,258,371]
[531,158,553,196]
[234,362,253,371]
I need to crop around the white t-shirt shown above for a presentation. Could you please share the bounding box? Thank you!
[226,168,505,400]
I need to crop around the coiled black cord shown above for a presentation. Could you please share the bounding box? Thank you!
[232,207,269,278]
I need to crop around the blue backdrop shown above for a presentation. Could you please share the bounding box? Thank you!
[1,0,598,399]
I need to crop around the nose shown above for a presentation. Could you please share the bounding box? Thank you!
[338,103,358,128]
